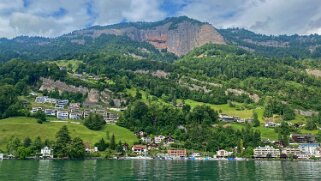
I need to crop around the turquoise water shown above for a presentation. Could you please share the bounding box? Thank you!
[0,160,321,180]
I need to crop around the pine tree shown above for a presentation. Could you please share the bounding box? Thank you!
[110,134,116,150]
[252,111,260,127]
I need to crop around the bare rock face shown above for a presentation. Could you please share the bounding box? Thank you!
[71,17,225,56]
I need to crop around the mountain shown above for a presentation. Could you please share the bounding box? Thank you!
[68,16,225,56]
[0,16,225,62]
[219,28,321,59]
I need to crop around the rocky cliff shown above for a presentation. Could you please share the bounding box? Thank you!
[70,17,226,56]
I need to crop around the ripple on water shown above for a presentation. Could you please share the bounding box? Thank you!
[0,160,321,181]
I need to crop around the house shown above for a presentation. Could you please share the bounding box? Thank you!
[41,146,53,158]
[44,98,57,104]
[55,104,65,109]
[154,135,166,144]
[265,122,277,128]
[0,153,3,160]
[167,149,187,157]
[164,136,175,147]
[84,143,98,153]
[69,112,82,120]
[83,110,94,118]
[147,143,159,150]
[192,153,202,157]
[219,114,235,122]
[57,111,69,120]
[69,103,81,109]
[135,131,146,138]
[132,145,147,154]
[44,109,56,116]
[216,149,233,158]
[291,134,316,143]
[282,147,301,156]
[57,100,69,107]
[104,112,119,123]
[35,96,48,103]
[254,146,280,158]
[298,143,320,156]
[141,137,152,144]
[236,118,246,123]
[31,107,43,114]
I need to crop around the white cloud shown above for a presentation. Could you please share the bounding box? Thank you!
[93,0,166,25]
[178,0,321,35]
[1,0,321,38]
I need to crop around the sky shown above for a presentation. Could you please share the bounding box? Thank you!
[1,0,321,38]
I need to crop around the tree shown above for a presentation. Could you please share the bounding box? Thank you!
[6,137,21,155]
[237,139,244,155]
[54,125,71,158]
[32,136,43,152]
[34,110,46,124]
[135,90,142,100]
[84,113,106,130]
[110,134,116,150]
[189,105,218,125]
[316,131,321,143]
[96,138,107,151]
[277,122,290,146]
[252,111,260,127]
[16,146,31,159]
[182,104,191,113]
[23,137,32,147]
[67,137,85,159]
[306,119,317,130]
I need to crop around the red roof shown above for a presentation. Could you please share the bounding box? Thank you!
[132,145,146,149]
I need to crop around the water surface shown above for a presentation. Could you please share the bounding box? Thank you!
[0,160,320,180]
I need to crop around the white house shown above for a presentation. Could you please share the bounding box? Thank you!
[57,111,69,120]
[154,135,166,144]
[44,98,57,104]
[254,146,280,158]
[31,107,43,114]
[216,149,233,157]
[132,145,147,155]
[41,146,53,158]
[282,147,301,156]
[141,137,152,144]
[298,143,320,156]
[35,96,48,103]
[69,112,82,120]
[44,109,56,116]
[0,153,3,160]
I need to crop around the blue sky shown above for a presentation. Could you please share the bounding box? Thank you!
[1,0,321,38]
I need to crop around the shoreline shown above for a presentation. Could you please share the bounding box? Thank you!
[1,157,321,162]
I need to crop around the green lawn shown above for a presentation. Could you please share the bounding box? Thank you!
[182,99,263,119]
[227,123,279,141]
[0,117,138,151]
[126,88,170,106]
[54,59,83,72]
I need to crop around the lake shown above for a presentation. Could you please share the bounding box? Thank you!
[0,160,321,180]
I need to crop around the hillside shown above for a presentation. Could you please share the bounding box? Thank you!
[69,16,225,56]
[0,16,225,62]
[219,28,321,58]
[1,16,321,155]
[0,117,138,151]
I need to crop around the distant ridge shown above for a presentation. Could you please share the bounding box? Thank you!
[68,16,226,56]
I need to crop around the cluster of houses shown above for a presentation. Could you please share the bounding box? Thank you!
[131,131,176,156]
[219,114,253,123]
[32,96,119,123]
[254,134,321,159]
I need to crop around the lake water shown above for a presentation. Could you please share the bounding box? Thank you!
[0,160,321,181]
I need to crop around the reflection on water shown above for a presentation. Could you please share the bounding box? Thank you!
[0,160,321,181]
